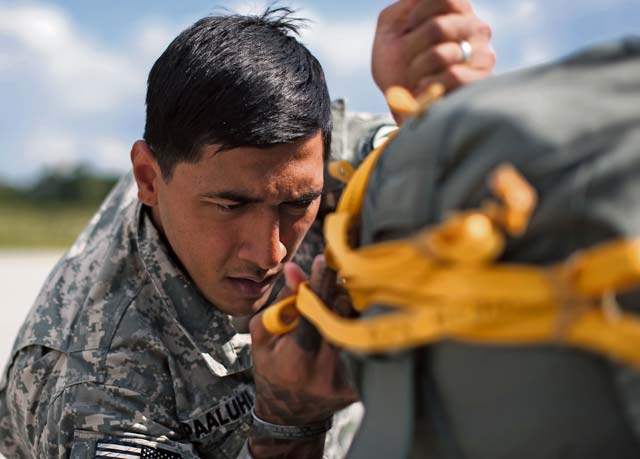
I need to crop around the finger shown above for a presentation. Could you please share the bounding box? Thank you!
[283,261,307,292]
[249,310,278,347]
[309,255,327,293]
[407,40,495,89]
[414,64,493,95]
[407,0,472,29]
[377,0,420,35]
[289,255,328,352]
[403,14,492,60]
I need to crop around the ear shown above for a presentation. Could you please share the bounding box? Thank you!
[130,140,162,207]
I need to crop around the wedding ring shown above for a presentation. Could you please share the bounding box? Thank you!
[459,40,473,64]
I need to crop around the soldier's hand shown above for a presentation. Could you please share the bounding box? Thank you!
[372,0,495,98]
[248,257,357,457]
[250,257,357,425]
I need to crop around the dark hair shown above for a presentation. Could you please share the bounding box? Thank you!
[143,6,332,179]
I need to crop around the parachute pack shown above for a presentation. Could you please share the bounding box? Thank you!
[266,37,640,458]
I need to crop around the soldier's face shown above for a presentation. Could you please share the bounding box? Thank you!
[149,132,324,316]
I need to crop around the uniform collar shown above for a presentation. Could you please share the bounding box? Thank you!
[135,203,251,376]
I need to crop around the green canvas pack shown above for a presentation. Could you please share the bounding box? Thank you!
[350,37,640,459]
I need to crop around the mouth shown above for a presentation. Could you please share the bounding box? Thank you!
[227,273,279,298]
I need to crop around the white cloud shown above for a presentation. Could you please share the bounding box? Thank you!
[0,4,72,53]
[93,137,132,173]
[0,2,142,113]
[134,19,183,64]
[475,0,552,72]
[301,14,375,76]
[475,0,635,73]
[22,131,131,174]
[475,0,538,32]
[24,131,79,166]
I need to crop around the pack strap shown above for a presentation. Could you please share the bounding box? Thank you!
[262,87,640,367]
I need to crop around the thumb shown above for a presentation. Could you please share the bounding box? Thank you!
[283,262,308,293]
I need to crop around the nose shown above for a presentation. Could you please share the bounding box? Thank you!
[237,208,288,270]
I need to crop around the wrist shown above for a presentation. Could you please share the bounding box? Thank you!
[248,405,331,458]
[251,406,333,440]
[246,422,325,459]
[253,396,334,426]
[247,434,326,459]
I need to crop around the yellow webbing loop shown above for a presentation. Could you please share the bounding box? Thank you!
[386,84,446,119]
[262,86,640,367]
[263,295,300,335]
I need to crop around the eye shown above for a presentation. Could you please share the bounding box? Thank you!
[215,202,245,212]
[288,199,314,209]
[282,198,318,215]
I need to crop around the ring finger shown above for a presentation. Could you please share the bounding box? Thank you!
[407,40,495,91]
[403,13,491,61]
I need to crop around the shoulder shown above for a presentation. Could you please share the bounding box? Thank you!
[12,176,147,356]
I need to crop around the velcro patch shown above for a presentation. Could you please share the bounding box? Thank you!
[180,388,254,440]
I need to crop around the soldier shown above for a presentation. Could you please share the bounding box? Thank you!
[0,2,494,458]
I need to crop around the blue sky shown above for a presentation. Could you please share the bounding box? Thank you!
[1,0,638,185]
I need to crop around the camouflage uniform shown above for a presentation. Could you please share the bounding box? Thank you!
[0,101,394,459]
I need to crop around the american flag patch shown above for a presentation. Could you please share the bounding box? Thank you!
[94,438,182,458]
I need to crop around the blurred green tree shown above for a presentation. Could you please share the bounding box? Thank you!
[26,165,118,207]
[0,165,120,246]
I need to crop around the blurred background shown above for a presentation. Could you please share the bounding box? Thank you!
[0,0,637,378]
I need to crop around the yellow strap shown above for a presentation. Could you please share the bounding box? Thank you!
[385,84,445,119]
[262,86,640,367]
[263,295,300,335]
[335,135,391,215]
[268,247,640,365]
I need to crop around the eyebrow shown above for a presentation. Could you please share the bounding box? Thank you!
[201,190,323,204]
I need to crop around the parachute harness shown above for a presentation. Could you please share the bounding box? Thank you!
[263,85,640,366]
